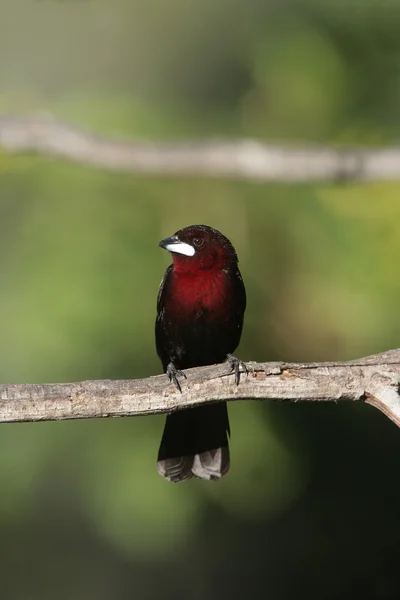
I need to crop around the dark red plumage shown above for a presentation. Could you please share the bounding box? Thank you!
[155,224,246,482]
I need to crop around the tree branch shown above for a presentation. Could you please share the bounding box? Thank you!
[1,349,400,427]
[1,114,400,183]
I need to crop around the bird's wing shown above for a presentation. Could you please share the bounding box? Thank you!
[156,264,173,313]
[232,267,247,316]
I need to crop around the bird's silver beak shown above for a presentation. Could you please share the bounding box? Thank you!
[159,235,195,257]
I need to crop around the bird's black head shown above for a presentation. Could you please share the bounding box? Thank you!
[159,224,238,272]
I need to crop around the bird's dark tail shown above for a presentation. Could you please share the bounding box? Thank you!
[157,403,230,483]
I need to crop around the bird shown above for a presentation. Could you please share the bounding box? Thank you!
[155,224,246,482]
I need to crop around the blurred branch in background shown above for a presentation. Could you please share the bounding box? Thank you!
[2,349,400,427]
[1,115,400,183]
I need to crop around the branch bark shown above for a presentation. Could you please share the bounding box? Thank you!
[1,114,400,183]
[1,349,400,427]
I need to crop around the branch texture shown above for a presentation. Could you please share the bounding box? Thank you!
[1,115,400,182]
[1,349,400,427]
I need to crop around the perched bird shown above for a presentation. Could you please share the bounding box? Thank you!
[155,224,246,482]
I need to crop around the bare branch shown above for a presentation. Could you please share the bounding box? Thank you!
[1,349,400,428]
[1,114,400,182]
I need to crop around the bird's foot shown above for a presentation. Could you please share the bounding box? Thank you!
[166,362,187,393]
[226,354,248,385]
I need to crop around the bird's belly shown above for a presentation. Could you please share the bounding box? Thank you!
[163,307,238,369]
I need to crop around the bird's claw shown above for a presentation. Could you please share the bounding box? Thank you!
[226,354,248,385]
[166,362,187,393]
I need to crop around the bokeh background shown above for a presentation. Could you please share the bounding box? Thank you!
[1,1,400,598]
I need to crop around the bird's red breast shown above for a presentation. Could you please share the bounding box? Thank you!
[166,269,232,320]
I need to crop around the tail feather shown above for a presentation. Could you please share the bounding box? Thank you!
[157,455,194,482]
[157,403,230,483]
[192,447,230,480]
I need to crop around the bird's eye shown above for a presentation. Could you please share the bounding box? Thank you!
[193,238,204,247]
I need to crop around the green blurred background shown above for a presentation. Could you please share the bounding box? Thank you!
[1,0,400,598]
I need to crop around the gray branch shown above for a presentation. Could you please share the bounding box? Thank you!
[1,114,400,182]
[1,349,400,428]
